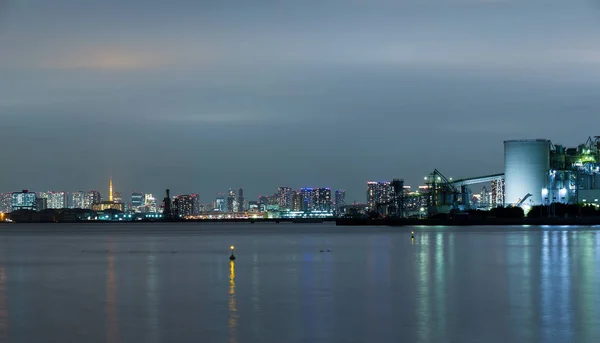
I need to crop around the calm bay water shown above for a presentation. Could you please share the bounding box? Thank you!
[0,223,600,343]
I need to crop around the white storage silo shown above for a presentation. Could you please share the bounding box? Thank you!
[504,139,550,206]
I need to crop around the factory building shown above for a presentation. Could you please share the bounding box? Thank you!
[503,137,600,207]
[424,136,600,214]
[504,139,550,206]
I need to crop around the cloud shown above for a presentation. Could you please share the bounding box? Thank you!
[44,49,162,70]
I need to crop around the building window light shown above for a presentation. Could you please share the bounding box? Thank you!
[583,199,587,202]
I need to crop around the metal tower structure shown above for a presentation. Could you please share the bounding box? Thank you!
[162,189,174,221]
[425,169,459,215]
[391,178,405,218]
[109,177,113,203]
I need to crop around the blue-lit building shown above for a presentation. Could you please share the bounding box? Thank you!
[300,188,314,211]
[12,190,37,211]
[298,187,332,212]
[131,192,144,211]
[215,196,226,212]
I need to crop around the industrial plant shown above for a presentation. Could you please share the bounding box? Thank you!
[425,136,600,215]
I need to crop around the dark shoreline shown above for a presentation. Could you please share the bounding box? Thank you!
[3,217,600,226]
[1,218,337,224]
[335,217,600,226]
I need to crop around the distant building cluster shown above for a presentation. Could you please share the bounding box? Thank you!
[0,178,158,217]
[8,137,597,221]
[0,178,347,220]
[191,186,345,219]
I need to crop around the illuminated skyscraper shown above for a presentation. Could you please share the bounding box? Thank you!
[38,191,66,209]
[69,191,86,209]
[227,188,236,212]
[0,193,12,213]
[366,181,393,210]
[300,188,314,211]
[12,190,36,211]
[47,192,67,209]
[334,189,346,215]
[192,194,200,214]
[237,188,244,212]
[277,187,293,209]
[88,190,101,207]
[144,194,157,212]
[313,188,332,211]
[132,192,144,208]
[215,195,226,212]
[291,191,302,211]
[174,194,197,217]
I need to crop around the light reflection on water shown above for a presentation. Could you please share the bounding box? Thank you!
[434,232,446,340]
[105,243,119,343]
[0,224,599,342]
[146,249,159,343]
[416,232,431,343]
[0,267,6,342]
[228,260,238,343]
[251,252,260,339]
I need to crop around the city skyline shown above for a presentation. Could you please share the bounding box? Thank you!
[2,0,600,202]
[0,176,377,206]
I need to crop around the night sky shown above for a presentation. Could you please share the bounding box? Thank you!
[1,0,600,202]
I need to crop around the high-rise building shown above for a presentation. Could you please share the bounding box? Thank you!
[191,194,200,214]
[300,188,314,211]
[291,191,302,211]
[144,194,157,212]
[334,189,346,215]
[38,191,66,209]
[367,181,393,212]
[174,194,197,217]
[88,190,101,207]
[0,193,12,213]
[237,188,244,212]
[69,191,86,209]
[227,188,236,212]
[215,195,226,212]
[313,188,332,211]
[12,190,37,211]
[47,192,67,209]
[277,187,293,209]
[132,192,144,212]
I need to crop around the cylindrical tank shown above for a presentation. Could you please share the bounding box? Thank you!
[504,139,550,206]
